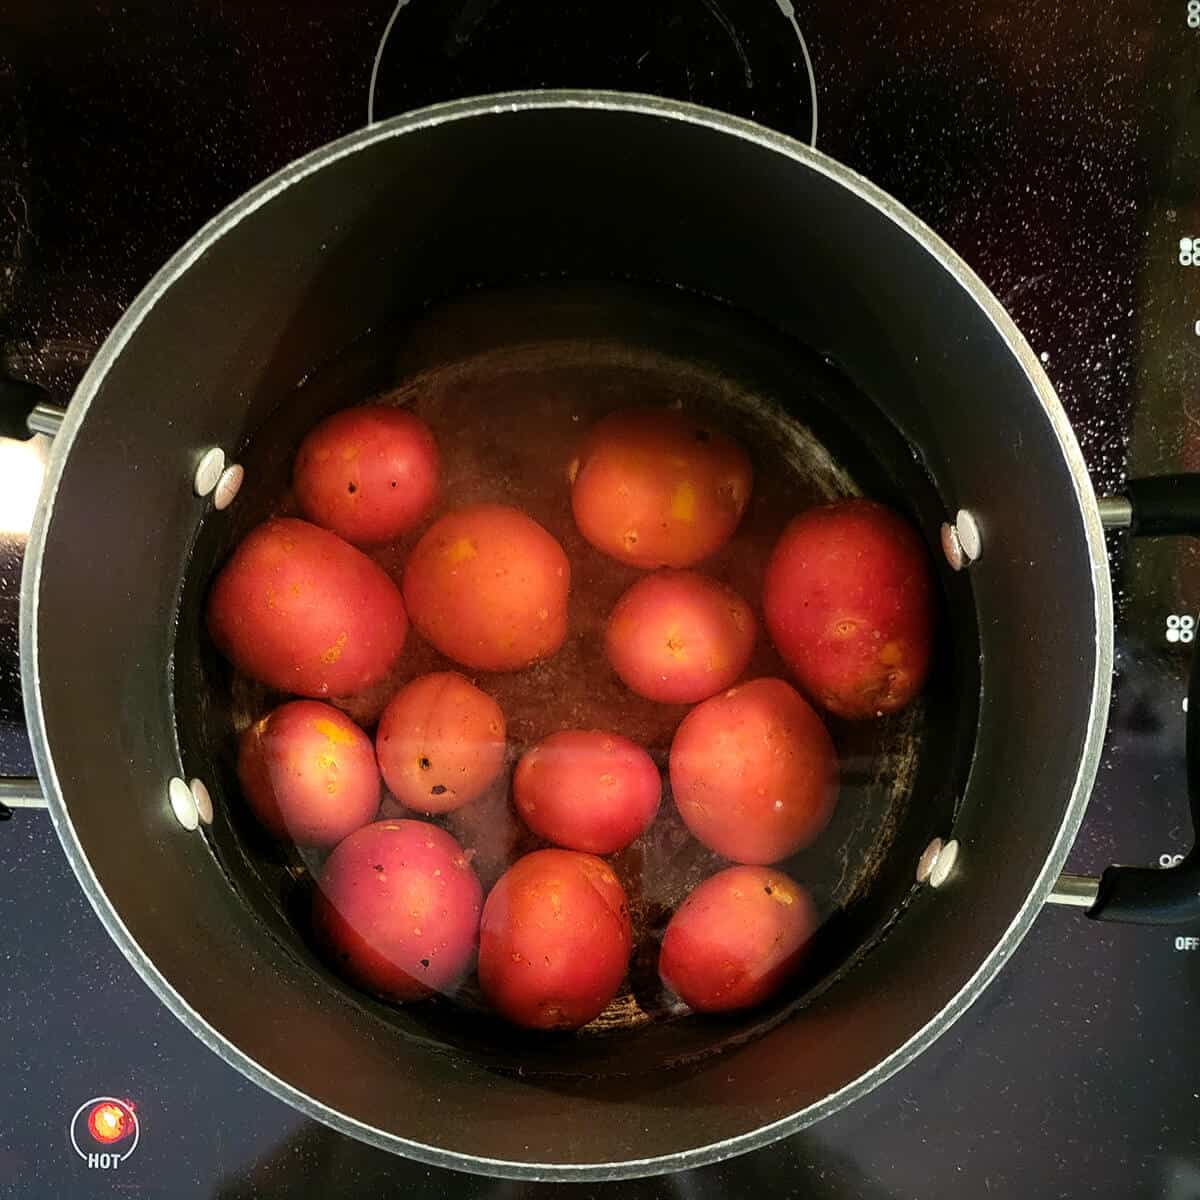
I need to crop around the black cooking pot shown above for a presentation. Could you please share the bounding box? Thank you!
[12,93,1200,1180]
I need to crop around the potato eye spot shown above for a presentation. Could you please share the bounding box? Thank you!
[347,482,357,494]
[430,784,448,796]
[390,480,398,488]
[719,480,744,510]
[623,530,639,548]
[418,756,432,771]
[832,619,858,639]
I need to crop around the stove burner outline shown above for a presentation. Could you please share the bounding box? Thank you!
[365,0,818,146]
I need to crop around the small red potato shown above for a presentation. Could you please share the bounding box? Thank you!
[513,730,660,854]
[763,498,934,719]
[293,405,439,545]
[207,517,408,698]
[313,820,482,1002]
[478,849,633,1030]
[569,408,752,568]
[237,700,380,847]
[605,569,756,704]
[659,866,816,1012]
[669,678,837,865]
[376,672,506,814]
[402,504,570,672]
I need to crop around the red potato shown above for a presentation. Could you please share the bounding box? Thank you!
[293,404,439,546]
[605,569,756,704]
[207,517,408,698]
[513,730,660,855]
[478,849,632,1030]
[659,866,816,1012]
[312,819,482,1003]
[237,700,380,847]
[569,408,752,568]
[763,498,934,719]
[376,672,506,814]
[402,504,570,672]
[669,678,837,865]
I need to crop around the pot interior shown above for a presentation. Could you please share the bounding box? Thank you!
[175,277,971,1075]
[30,98,1103,1174]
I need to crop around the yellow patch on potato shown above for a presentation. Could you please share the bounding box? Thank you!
[879,640,905,666]
[665,626,686,660]
[312,717,357,745]
[320,631,348,664]
[670,481,696,522]
[444,537,478,564]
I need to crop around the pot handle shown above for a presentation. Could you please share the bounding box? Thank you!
[1,378,63,819]
[1055,475,1200,924]
[0,377,64,439]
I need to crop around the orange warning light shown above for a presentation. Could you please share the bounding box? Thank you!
[87,1102,130,1144]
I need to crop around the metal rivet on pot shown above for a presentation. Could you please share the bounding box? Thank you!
[193,447,225,497]
[168,776,199,831]
[917,837,944,883]
[189,777,213,825]
[940,523,965,571]
[954,510,982,563]
[213,463,244,511]
[929,839,960,888]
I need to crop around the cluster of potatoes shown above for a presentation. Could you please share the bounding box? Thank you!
[206,402,934,1029]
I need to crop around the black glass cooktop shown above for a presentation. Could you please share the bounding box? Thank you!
[3,3,1200,1196]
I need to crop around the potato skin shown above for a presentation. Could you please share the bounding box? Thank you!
[402,504,570,672]
[478,849,633,1030]
[669,678,837,865]
[763,499,934,719]
[293,405,439,545]
[605,569,756,704]
[659,866,815,1012]
[513,730,660,854]
[237,700,380,847]
[376,672,506,814]
[207,517,408,697]
[569,408,752,568]
[312,819,482,1002]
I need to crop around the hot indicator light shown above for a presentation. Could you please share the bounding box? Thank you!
[87,1101,133,1144]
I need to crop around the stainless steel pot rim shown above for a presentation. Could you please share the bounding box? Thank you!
[19,89,1113,1181]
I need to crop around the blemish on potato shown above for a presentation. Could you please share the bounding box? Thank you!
[320,632,348,664]
[312,717,355,745]
[567,457,580,484]
[444,536,478,564]
[669,481,696,522]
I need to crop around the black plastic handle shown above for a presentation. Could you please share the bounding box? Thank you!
[1090,475,1200,923]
